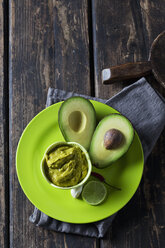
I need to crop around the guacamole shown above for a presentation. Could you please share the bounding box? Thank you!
[45,145,88,187]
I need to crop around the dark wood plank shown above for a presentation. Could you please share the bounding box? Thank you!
[92,0,148,99]
[0,1,9,247]
[53,2,97,247]
[53,0,92,94]
[139,0,165,97]
[9,0,97,247]
[92,0,165,247]
[9,0,56,246]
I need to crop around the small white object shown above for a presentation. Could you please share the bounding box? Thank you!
[71,185,83,198]
[102,68,111,81]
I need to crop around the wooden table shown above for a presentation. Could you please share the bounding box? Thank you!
[1,1,165,247]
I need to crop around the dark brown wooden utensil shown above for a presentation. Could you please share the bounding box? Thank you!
[102,31,165,88]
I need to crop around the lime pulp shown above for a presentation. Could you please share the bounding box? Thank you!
[82,180,107,206]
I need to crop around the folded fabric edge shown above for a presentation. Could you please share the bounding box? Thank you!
[29,207,117,238]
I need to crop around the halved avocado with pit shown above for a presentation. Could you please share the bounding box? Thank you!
[89,114,134,168]
[58,97,96,151]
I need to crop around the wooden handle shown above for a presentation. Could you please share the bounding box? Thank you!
[102,61,152,84]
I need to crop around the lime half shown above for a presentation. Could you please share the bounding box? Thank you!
[82,181,107,206]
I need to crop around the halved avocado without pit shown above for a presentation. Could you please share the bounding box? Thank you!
[58,97,96,151]
[89,114,134,168]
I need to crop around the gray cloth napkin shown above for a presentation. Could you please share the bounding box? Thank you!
[29,77,165,238]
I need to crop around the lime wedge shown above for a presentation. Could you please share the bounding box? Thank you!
[82,180,107,206]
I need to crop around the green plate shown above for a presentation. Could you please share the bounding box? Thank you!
[16,100,144,223]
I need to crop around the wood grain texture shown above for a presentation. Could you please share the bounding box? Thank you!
[9,1,57,247]
[92,0,165,247]
[53,0,91,94]
[0,0,9,247]
[139,0,165,97]
[9,0,97,247]
[92,0,148,98]
[7,0,165,246]
[150,31,165,88]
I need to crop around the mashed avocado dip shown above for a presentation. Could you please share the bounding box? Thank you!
[45,144,88,187]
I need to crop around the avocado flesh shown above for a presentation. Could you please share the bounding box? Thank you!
[58,97,96,151]
[89,114,134,168]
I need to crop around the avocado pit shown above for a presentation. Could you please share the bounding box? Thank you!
[104,128,123,149]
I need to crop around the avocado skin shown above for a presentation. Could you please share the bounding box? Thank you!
[89,114,134,168]
[58,96,96,151]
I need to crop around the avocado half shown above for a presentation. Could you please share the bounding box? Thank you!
[89,114,134,168]
[58,97,96,151]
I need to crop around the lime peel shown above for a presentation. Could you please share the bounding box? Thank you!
[82,180,108,206]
